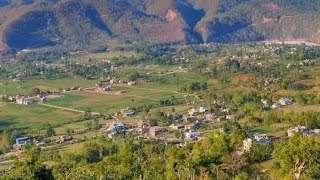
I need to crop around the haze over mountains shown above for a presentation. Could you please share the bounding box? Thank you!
[0,0,320,55]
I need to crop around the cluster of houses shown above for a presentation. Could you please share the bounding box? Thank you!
[261,97,292,109]
[243,125,320,152]
[6,91,59,106]
[100,120,133,138]
[136,121,166,137]
[95,81,112,92]
[287,59,314,69]
[13,137,46,151]
[287,125,320,138]
[12,134,74,151]
[15,95,34,105]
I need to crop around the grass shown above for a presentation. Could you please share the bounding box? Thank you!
[282,104,320,113]
[0,77,95,96]
[48,83,182,113]
[250,123,292,136]
[0,104,81,130]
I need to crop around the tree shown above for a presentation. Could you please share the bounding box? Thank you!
[44,123,55,137]
[247,143,273,163]
[273,135,320,180]
[31,88,41,96]
[0,129,17,152]
[1,144,54,180]
[65,128,74,135]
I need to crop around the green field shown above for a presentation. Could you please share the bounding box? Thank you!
[47,83,182,113]
[0,104,81,130]
[0,78,96,96]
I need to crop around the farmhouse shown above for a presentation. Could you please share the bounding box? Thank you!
[185,121,201,132]
[149,127,165,137]
[254,133,271,144]
[279,98,292,106]
[108,120,125,132]
[16,95,33,105]
[287,126,308,137]
[271,103,281,109]
[60,135,73,143]
[96,81,112,92]
[137,120,151,134]
[13,137,31,151]
[185,132,200,141]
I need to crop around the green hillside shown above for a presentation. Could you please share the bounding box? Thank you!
[0,0,320,55]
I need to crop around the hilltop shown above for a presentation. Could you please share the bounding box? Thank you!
[0,0,320,55]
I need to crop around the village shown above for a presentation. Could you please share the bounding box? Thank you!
[1,42,320,178]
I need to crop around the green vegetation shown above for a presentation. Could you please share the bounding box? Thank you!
[1,42,320,179]
[1,0,320,54]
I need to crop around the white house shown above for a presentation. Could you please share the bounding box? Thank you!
[254,133,270,144]
[287,126,308,137]
[279,98,292,106]
[243,138,252,152]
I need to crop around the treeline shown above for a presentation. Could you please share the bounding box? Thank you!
[264,110,320,129]
[2,133,320,180]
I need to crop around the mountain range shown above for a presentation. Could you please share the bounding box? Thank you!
[0,0,320,55]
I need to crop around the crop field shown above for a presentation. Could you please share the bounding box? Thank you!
[0,78,95,96]
[282,104,320,113]
[0,104,81,130]
[47,83,182,113]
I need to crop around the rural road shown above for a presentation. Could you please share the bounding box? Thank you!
[38,103,100,115]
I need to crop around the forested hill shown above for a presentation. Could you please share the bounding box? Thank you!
[0,0,320,55]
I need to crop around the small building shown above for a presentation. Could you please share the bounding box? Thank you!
[96,81,112,92]
[243,138,252,152]
[261,99,270,108]
[108,120,125,132]
[287,126,308,137]
[169,124,184,130]
[39,96,47,103]
[185,121,201,132]
[121,107,135,117]
[16,95,33,105]
[137,120,151,134]
[199,106,207,114]
[149,127,164,137]
[271,103,281,109]
[60,135,73,143]
[279,98,292,106]
[13,137,31,151]
[15,137,30,145]
[254,133,270,144]
[185,132,200,141]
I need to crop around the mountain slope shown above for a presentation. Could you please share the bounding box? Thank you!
[0,0,320,55]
